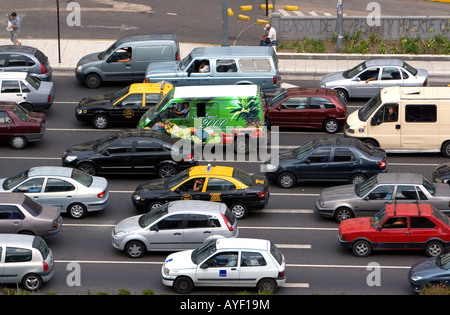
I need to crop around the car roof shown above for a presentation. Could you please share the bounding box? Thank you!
[28,166,74,178]
[385,203,434,217]
[310,138,363,148]
[128,82,173,95]
[365,59,404,67]
[0,234,36,247]
[190,46,274,58]
[0,72,28,79]
[215,238,270,251]
[167,200,227,214]
[0,45,37,55]
[114,33,177,46]
[116,129,180,144]
[189,165,234,177]
[285,87,338,97]
[0,192,27,204]
[376,173,423,185]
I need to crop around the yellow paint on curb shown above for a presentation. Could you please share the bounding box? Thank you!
[238,14,251,21]
[256,19,269,25]
[240,5,253,11]
[428,0,450,2]
[228,8,234,16]
[260,4,274,9]
[285,5,299,11]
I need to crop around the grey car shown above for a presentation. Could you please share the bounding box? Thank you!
[319,59,429,100]
[0,166,109,219]
[316,173,450,222]
[0,193,62,236]
[112,200,238,258]
[0,45,52,81]
[0,234,54,291]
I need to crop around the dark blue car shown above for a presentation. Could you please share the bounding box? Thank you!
[263,138,387,188]
[409,253,450,294]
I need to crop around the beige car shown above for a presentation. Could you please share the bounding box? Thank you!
[0,193,62,236]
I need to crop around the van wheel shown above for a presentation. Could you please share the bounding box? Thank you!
[173,276,194,294]
[362,139,378,148]
[323,118,340,134]
[442,141,450,158]
[10,136,27,150]
[22,273,43,291]
[85,73,102,89]
[93,114,109,129]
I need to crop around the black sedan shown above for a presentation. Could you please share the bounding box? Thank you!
[132,165,270,219]
[263,138,387,188]
[409,253,450,294]
[62,129,196,178]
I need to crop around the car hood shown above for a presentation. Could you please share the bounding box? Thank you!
[164,249,197,270]
[410,256,449,279]
[339,217,373,235]
[114,215,143,233]
[320,71,346,86]
[320,184,357,203]
[77,52,101,66]
[65,140,96,153]
[137,178,167,191]
[146,61,179,77]
[78,94,113,108]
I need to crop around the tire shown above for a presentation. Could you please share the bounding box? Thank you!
[125,240,146,258]
[334,207,354,223]
[173,276,194,294]
[336,88,348,102]
[67,203,87,219]
[323,118,340,134]
[92,114,109,129]
[10,136,27,150]
[352,240,372,257]
[230,203,248,219]
[426,241,444,257]
[77,162,97,176]
[350,173,367,185]
[442,141,450,158]
[19,103,34,112]
[257,278,277,294]
[277,172,296,189]
[148,201,164,212]
[85,73,102,89]
[362,139,378,148]
[22,273,43,291]
[158,163,178,178]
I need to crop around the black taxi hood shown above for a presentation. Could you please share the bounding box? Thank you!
[78,94,114,108]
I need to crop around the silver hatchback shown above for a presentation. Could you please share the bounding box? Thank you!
[112,200,238,258]
[0,166,109,219]
[0,234,54,291]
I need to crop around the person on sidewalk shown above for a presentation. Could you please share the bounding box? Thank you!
[260,24,278,47]
[7,12,22,45]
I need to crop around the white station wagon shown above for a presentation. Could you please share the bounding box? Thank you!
[161,238,286,294]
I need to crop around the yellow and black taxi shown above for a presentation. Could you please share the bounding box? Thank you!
[75,82,173,129]
[132,165,269,219]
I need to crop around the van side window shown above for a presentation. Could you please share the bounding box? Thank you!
[196,103,206,117]
[405,105,436,122]
[216,59,237,72]
[239,58,271,72]
[5,247,32,263]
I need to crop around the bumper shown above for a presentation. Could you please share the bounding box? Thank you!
[87,191,110,212]
[315,200,334,218]
[408,281,423,294]
[25,124,46,143]
[47,216,63,236]
[75,70,86,82]
[337,234,353,249]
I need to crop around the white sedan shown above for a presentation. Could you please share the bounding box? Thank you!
[161,238,286,294]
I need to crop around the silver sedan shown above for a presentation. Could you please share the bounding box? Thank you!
[0,166,109,219]
[320,59,429,100]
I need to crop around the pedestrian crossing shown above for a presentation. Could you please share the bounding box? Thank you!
[278,9,345,17]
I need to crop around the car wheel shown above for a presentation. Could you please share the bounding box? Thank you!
[85,73,102,89]
[426,241,444,257]
[350,173,367,185]
[22,273,43,291]
[334,207,354,223]
[92,114,109,129]
[67,203,87,219]
[231,203,247,219]
[362,139,379,148]
[353,240,372,257]
[158,164,178,178]
[10,136,27,150]
[336,88,348,102]
[442,141,450,158]
[125,240,146,258]
[77,162,97,175]
[173,276,194,294]
[19,102,34,112]
[277,172,296,189]
[148,201,164,212]
[323,118,340,134]
[257,278,277,294]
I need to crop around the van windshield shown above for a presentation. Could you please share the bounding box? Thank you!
[179,54,192,71]
[358,93,382,122]
[99,43,118,60]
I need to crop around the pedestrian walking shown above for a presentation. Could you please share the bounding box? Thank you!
[7,12,22,45]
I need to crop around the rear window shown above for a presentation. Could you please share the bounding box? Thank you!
[33,49,48,65]
[71,168,93,187]
[33,237,50,260]
[239,58,272,72]
[433,207,450,226]
[22,195,43,216]
[270,242,283,265]
[232,168,253,186]
[223,207,236,226]
[25,74,41,90]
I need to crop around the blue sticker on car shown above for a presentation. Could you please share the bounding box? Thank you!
[219,270,227,277]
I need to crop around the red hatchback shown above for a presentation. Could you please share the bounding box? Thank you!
[339,203,450,257]
[0,102,46,149]
[264,88,347,133]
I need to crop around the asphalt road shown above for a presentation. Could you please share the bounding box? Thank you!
[1,74,448,296]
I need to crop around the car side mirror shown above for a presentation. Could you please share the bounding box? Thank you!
[173,188,180,194]
[370,116,382,126]
[363,196,369,201]
[150,225,159,232]
[102,150,110,156]
[304,159,311,164]
[187,69,192,77]
[353,77,361,82]
[115,102,122,107]
[200,263,208,269]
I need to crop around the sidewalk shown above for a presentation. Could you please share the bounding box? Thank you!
[1,38,449,82]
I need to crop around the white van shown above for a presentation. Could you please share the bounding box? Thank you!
[344,86,450,156]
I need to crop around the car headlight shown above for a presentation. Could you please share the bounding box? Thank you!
[410,275,423,281]
[163,267,170,276]
[264,164,278,171]
[133,194,141,201]
[114,230,127,237]
[318,196,325,207]
[64,155,78,163]
[76,65,83,72]
[76,108,83,115]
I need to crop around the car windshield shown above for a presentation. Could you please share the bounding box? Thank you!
[423,177,436,196]
[71,168,93,187]
[295,141,314,159]
[138,204,169,227]
[3,170,28,190]
[94,133,119,152]
[22,195,43,216]
[371,207,387,228]
[403,61,418,76]
[438,253,450,270]
[167,168,190,189]
[356,175,378,197]
[25,75,41,90]
[111,86,130,104]
[179,54,192,71]
[191,239,217,265]
[268,90,287,108]
[343,61,367,79]
[270,242,284,265]
[432,207,450,227]
[358,93,382,122]
[232,168,253,186]
[12,104,29,121]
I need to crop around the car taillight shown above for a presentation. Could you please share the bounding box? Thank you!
[221,214,233,231]
[258,190,267,198]
[273,76,277,85]
[182,153,194,162]
[40,63,46,74]
[47,95,51,103]
[97,190,106,198]
[43,261,49,272]
[278,271,285,278]
[423,79,428,86]
[379,161,386,169]
[145,78,149,83]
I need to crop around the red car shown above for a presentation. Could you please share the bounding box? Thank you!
[0,102,46,149]
[338,203,450,257]
[264,87,347,133]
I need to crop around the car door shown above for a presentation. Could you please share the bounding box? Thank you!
[375,216,410,249]
[203,177,237,205]
[271,96,308,127]
[112,93,144,124]
[350,67,380,98]
[11,177,45,203]
[238,251,268,287]
[132,140,168,173]
[102,48,133,81]
[5,54,33,74]
[195,251,240,286]
[42,177,77,211]
[147,214,185,250]
[0,80,26,104]
[182,59,213,86]
[327,147,358,181]
[182,213,215,249]
[379,66,403,90]
[358,185,395,217]
[309,97,336,129]
[0,111,15,140]
[408,216,440,249]
[96,139,133,173]
[0,205,23,233]
[368,103,401,149]
[298,148,332,180]
[174,177,209,201]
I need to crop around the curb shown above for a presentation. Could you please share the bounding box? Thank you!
[276,52,450,61]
